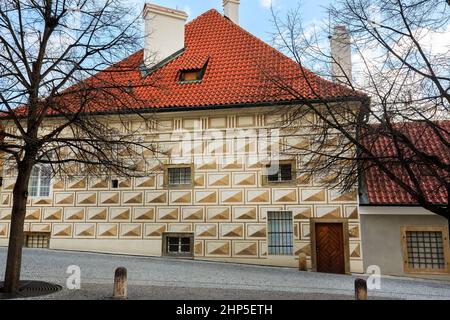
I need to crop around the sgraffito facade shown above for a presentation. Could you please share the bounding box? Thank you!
[0,107,363,273]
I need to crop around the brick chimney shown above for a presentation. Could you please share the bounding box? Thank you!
[143,3,188,68]
[223,0,240,25]
[330,25,352,85]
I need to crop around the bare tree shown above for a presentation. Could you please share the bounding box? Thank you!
[260,0,449,218]
[0,0,161,293]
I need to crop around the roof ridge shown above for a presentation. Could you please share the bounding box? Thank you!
[185,8,220,27]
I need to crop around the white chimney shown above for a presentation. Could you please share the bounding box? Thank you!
[143,3,188,68]
[223,0,240,25]
[330,25,352,85]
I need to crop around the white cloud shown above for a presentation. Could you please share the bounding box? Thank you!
[260,0,274,9]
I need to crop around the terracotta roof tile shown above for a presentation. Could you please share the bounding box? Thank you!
[361,121,449,205]
[19,9,365,116]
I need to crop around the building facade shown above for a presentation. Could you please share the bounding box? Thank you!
[0,2,366,274]
[0,107,364,273]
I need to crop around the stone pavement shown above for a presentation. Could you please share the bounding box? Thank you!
[1,247,449,300]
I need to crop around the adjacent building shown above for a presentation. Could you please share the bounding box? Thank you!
[359,121,450,278]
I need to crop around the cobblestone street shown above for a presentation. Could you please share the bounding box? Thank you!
[1,248,450,300]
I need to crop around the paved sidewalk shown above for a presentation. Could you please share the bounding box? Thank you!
[1,247,449,300]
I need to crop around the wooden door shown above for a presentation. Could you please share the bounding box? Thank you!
[315,223,345,274]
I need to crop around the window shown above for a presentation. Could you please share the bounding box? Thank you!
[165,165,193,187]
[267,211,294,255]
[401,226,450,274]
[24,232,50,248]
[179,61,208,83]
[162,232,194,257]
[263,160,295,186]
[180,70,202,82]
[28,165,51,197]
[111,179,119,189]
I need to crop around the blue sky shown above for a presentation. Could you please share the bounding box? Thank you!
[134,0,332,43]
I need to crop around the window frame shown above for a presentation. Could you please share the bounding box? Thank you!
[400,225,450,274]
[267,211,294,256]
[262,160,296,187]
[161,232,194,258]
[163,164,194,189]
[179,60,209,84]
[28,165,52,198]
[23,231,51,248]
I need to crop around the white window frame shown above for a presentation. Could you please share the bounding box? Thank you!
[28,165,52,198]
[267,211,294,256]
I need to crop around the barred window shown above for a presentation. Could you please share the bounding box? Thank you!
[168,167,191,186]
[162,232,194,257]
[406,231,445,270]
[267,211,293,255]
[401,226,450,274]
[24,232,50,248]
[28,165,51,197]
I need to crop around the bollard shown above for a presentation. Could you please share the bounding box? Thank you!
[354,278,368,300]
[112,267,128,299]
[298,253,307,271]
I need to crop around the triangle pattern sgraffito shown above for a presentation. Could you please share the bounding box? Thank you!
[44,209,62,220]
[185,209,203,220]
[124,193,143,204]
[134,209,154,220]
[101,193,119,204]
[66,210,84,220]
[89,209,107,220]
[146,226,166,237]
[236,243,257,256]
[111,209,130,220]
[123,226,141,237]
[99,226,118,237]
[54,226,72,237]
[209,243,229,255]
[77,225,95,237]
[79,194,96,205]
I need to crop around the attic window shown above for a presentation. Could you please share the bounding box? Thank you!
[179,59,208,83]
[180,69,204,83]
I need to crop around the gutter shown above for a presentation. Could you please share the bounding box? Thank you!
[7,96,368,120]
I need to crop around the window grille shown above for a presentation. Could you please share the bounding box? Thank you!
[268,211,294,255]
[167,237,191,253]
[162,232,194,257]
[406,231,446,270]
[168,167,191,185]
[24,233,50,248]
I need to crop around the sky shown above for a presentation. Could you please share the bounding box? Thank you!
[130,0,332,43]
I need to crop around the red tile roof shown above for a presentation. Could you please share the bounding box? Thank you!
[361,121,449,205]
[19,9,365,116]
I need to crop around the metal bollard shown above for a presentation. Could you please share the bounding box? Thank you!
[112,267,128,299]
[354,278,368,300]
[298,252,307,271]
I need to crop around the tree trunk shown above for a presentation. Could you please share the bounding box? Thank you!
[2,162,33,293]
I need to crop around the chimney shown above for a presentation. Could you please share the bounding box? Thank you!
[143,3,188,68]
[330,26,352,85]
[223,0,240,25]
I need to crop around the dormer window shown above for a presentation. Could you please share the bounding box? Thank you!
[179,59,208,84]
[180,68,204,83]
